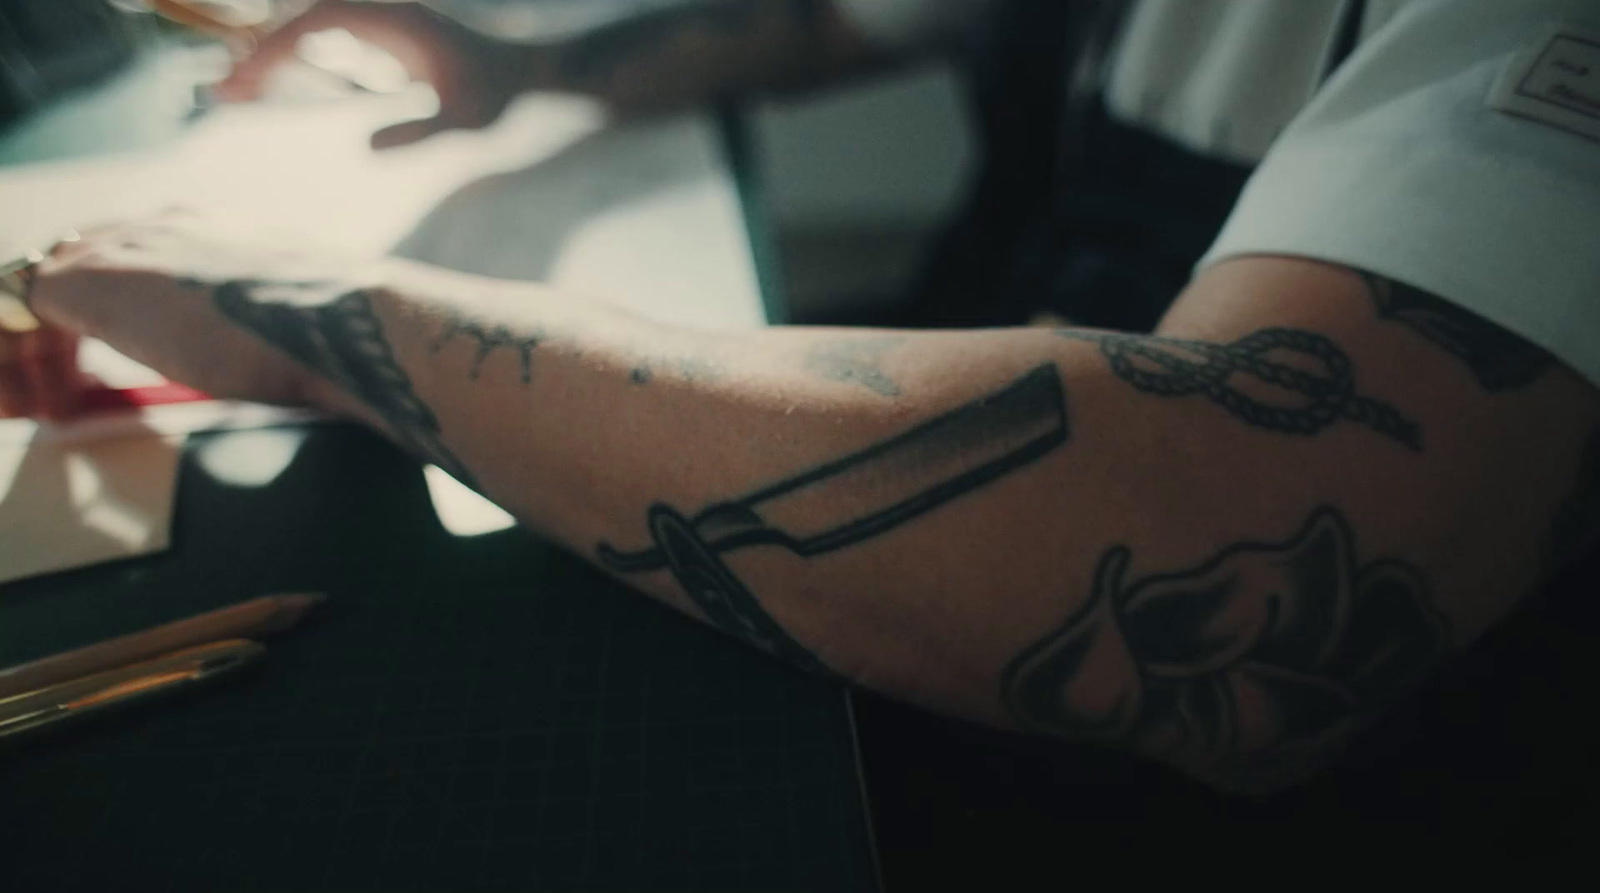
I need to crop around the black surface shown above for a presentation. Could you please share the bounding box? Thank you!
[856,555,1600,886]
[0,425,876,892]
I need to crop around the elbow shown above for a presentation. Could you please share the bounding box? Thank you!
[1000,507,1451,796]
[1008,648,1439,796]
[1162,735,1345,797]
[1016,687,1427,796]
[1161,699,1419,797]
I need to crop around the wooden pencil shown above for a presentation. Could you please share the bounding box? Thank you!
[0,593,323,699]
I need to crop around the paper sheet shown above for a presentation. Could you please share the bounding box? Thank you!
[0,434,183,585]
[0,341,316,585]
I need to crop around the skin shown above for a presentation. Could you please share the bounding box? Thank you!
[4,2,1596,791]
[12,213,1598,791]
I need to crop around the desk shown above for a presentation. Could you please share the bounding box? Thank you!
[0,58,875,892]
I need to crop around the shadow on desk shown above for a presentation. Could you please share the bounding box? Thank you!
[391,127,697,284]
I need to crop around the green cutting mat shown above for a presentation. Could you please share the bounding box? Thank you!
[0,425,877,892]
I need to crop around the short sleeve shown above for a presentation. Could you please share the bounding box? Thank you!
[1199,0,1600,388]
[834,0,998,49]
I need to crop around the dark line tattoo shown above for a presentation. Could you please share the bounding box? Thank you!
[598,365,1070,673]
[429,312,542,384]
[1002,506,1448,792]
[1056,328,1422,450]
[213,281,478,489]
[1363,273,1553,392]
[802,337,904,398]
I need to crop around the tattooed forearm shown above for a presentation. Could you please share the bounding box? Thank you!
[430,311,542,384]
[597,365,1070,673]
[557,0,826,87]
[1003,506,1449,792]
[1363,274,1553,392]
[213,281,478,488]
[802,336,905,397]
[1056,328,1421,450]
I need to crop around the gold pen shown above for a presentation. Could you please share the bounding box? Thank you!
[0,640,265,741]
[0,592,322,700]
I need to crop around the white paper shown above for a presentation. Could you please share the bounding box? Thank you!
[0,434,184,585]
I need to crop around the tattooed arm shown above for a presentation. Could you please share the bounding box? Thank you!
[22,217,1600,792]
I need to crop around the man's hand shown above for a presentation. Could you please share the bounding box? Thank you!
[0,309,81,421]
[3,213,344,417]
[220,0,883,133]
[215,0,544,149]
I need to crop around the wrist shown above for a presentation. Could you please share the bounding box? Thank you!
[281,260,407,424]
[293,366,360,420]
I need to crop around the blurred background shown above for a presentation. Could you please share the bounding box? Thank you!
[0,0,975,323]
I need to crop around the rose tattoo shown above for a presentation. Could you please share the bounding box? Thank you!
[1002,507,1449,787]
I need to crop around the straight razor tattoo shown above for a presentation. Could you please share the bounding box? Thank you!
[598,365,1070,673]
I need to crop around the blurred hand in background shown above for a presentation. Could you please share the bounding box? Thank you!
[214,0,546,149]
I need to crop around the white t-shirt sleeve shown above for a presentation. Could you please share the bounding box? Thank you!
[834,0,998,49]
[1199,0,1600,388]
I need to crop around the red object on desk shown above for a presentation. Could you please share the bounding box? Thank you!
[77,383,212,414]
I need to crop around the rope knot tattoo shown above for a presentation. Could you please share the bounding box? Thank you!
[1058,328,1421,450]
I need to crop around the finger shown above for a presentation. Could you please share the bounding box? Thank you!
[370,115,455,150]
[0,360,31,418]
[39,229,90,266]
[0,324,39,365]
[18,327,81,421]
[0,328,49,418]
[214,1,360,101]
[28,341,83,421]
